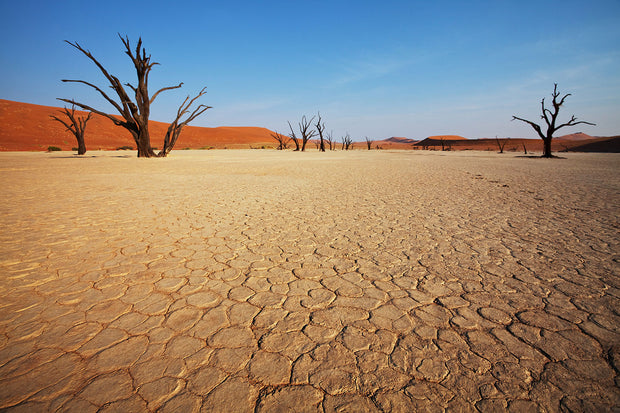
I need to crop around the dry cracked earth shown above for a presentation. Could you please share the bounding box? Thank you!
[0,150,618,412]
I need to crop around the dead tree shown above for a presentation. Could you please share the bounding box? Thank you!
[325,130,335,150]
[315,113,326,152]
[50,105,92,155]
[160,88,210,157]
[341,133,353,150]
[59,35,209,157]
[287,121,300,151]
[495,136,507,153]
[298,115,317,151]
[364,136,373,150]
[271,131,290,150]
[522,142,528,155]
[512,83,595,158]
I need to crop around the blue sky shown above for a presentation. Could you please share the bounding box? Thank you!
[1,0,619,139]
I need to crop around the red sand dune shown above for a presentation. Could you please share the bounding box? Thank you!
[384,137,417,144]
[566,136,620,153]
[426,135,467,141]
[372,137,419,149]
[555,132,595,141]
[0,99,276,151]
[1,99,617,153]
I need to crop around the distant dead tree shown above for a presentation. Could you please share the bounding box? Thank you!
[59,35,210,157]
[439,137,445,151]
[495,136,507,153]
[325,130,335,150]
[50,105,92,155]
[341,133,353,150]
[287,121,300,151]
[271,131,290,150]
[364,136,373,150]
[522,142,528,155]
[512,83,595,158]
[298,115,317,151]
[315,113,326,152]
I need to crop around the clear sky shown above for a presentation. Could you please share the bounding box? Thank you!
[1,0,619,140]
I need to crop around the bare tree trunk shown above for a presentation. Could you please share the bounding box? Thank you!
[50,105,92,155]
[365,137,373,150]
[271,131,290,150]
[325,131,334,150]
[341,134,353,150]
[543,137,553,158]
[136,126,155,157]
[298,115,317,152]
[287,121,300,151]
[315,113,326,152]
[495,136,507,153]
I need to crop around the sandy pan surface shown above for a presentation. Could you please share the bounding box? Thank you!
[0,149,618,411]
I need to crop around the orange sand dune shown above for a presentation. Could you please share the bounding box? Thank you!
[1,99,616,153]
[426,135,467,141]
[555,132,595,141]
[0,99,276,151]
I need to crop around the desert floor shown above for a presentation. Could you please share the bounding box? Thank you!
[0,150,618,412]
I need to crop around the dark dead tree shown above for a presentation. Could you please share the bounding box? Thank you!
[522,142,528,155]
[50,105,92,155]
[59,35,209,158]
[161,88,211,157]
[512,83,595,158]
[287,121,300,151]
[495,136,507,153]
[364,136,373,150]
[325,130,334,150]
[315,113,326,152]
[298,115,317,151]
[271,131,290,150]
[341,133,353,150]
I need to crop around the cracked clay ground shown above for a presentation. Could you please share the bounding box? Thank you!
[0,150,618,412]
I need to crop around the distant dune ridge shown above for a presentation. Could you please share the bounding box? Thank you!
[1,99,618,152]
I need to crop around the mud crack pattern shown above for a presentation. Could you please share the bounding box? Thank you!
[0,150,618,411]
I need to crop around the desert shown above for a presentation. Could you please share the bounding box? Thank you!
[0,149,618,411]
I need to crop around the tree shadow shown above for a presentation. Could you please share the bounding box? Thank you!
[515,155,566,159]
[48,154,134,159]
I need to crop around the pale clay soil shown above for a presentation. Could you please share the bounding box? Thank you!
[0,150,618,412]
